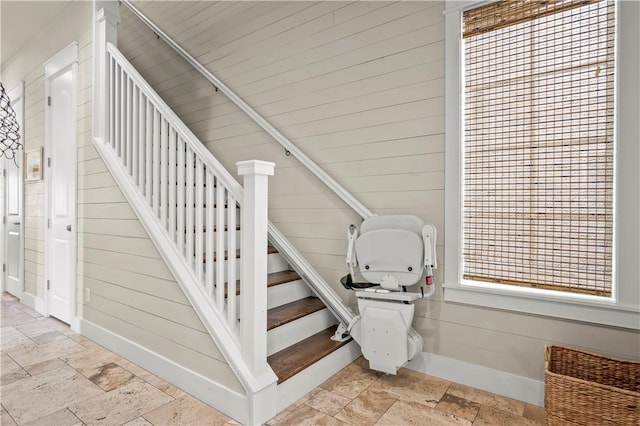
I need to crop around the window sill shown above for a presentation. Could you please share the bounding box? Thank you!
[443,281,640,330]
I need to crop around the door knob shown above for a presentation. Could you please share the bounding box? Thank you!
[66,225,72,232]
[13,221,20,225]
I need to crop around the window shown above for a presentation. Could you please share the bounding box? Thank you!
[444,0,640,329]
[463,0,615,296]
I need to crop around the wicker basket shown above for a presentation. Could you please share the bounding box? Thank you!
[545,345,640,426]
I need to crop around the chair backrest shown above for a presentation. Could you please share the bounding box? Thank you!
[355,215,425,288]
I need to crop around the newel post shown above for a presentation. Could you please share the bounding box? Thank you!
[237,160,275,376]
[93,3,119,142]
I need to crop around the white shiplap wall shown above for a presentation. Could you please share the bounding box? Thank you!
[1,0,241,394]
[119,1,446,303]
[117,0,639,388]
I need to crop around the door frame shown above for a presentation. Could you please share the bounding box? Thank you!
[2,82,25,298]
[44,42,79,329]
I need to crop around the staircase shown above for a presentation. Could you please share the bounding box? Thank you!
[194,206,359,408]
[263,248,358,409]
[204,215,359,408]
[93,10,359,423]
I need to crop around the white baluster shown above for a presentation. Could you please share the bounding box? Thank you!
[145,99,152,204]
[131,86,138,181]
[226,197,237,329]
[120,68,126,159]
[152,108,160,217]
[215,182,225,312]
[168,127,177,243]
[160,118,168,228]
[195,159,204,286]
[109,56,115,148]
[126,76,132,169]
[206,171,214,298]
[138,91,145,190]
[114,64,120,153]
[186,147,195,266]
[177,137,185,255]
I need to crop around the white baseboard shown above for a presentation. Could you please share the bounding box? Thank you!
[20,292,46,316]
[70,316,81,333]
[406,352,544,406]
[79,319,251,424]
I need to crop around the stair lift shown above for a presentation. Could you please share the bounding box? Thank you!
[340,215,437,375]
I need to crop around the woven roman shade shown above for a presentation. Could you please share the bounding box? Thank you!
[462,0,615,296]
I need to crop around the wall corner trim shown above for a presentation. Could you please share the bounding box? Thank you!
[406,352,544,406]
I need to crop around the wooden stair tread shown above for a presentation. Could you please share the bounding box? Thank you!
[267,297,325,331]
[267,325,350,384]
[203,245,277,263]
[267,270,301,288]
[223,270,301,297]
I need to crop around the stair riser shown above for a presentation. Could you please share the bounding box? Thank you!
[267,279,312,310]
[267,309,337,356]
[267,252,289,274]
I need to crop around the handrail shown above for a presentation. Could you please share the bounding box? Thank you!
[120,0,374,220]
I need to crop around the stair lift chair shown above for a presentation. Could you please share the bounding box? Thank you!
[341,215,437,375]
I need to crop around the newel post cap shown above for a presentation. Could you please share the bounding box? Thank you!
[236,160,275,176]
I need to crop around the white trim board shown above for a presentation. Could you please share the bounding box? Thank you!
[406,352,544,407]
[44,42,78,77]
[19,291,47,316]
[79,319,251,424]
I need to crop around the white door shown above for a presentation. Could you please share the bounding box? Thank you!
[3,83,25,297]
[46,47,78,324]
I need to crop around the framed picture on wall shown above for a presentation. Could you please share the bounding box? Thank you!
[24,147,43,182]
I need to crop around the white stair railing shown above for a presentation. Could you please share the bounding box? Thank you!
[107,40,251,336]
[95,26,277,397]
[118,0,361,334]
[107,43,246,326]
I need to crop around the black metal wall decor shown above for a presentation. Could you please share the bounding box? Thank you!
[0,82,22,163]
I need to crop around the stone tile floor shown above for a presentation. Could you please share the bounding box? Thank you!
[1,293,546,425]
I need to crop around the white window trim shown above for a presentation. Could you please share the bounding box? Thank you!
[444,0,640,329]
